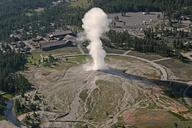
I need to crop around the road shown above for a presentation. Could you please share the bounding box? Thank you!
[119,54,168,80]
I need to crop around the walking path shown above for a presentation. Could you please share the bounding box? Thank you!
[153,57,172,62]
[181,52,192,61]
[56,53,168,81]
[77,44,85,55]
[122,54,168,80]
[123,50,132,55]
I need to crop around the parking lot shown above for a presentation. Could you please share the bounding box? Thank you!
[108,12,162,37]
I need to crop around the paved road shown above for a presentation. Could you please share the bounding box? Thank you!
[120,54,168,80]
[122,49,168,80]
[153,57,172,62]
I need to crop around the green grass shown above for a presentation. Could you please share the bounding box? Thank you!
[2,94,13,100]
[27,50,41,66]
[27,47,81,66]
[132,109,181,128]
[27,48,88,70]
[136,111,192,128]
[106,55,138,62]
[157,59,192,81]
[40,47,80,56]
[0,115,4,121]
[69,55,90,64]
[44,55,89,71]
[143,68,161,79]
[129,51,164,61]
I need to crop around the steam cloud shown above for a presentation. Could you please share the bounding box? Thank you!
[82,7,110,71]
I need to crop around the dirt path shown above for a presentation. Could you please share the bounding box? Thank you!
[181,52,192,61]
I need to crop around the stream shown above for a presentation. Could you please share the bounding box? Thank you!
[4,100,21,127]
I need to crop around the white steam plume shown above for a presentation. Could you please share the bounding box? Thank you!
[82,7,110,71]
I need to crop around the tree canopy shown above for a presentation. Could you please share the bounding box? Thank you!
[0,45,31,95]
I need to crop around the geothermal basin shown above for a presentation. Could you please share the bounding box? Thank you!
[24,55,176,128]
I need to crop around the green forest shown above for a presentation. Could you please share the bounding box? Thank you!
[0,45,31,95]
[0,0,85,41]
[104,30,174,57]
[0,0,56,41]
[93,0,192,12]
[0,0,192,42]
[0,44,31,119]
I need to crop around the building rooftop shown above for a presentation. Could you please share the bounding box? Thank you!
[49,30,73,38]
[40,39,76,51]
[41,40,66,48]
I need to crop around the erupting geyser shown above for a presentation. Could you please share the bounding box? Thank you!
[82,7,110,70]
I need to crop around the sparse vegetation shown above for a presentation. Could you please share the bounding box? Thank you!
[85,80,124,122]
[157,59,192,81]
[79,89,88,102]
[23,112,41,128]
[112,122,125,128]
[168,111,187,121]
